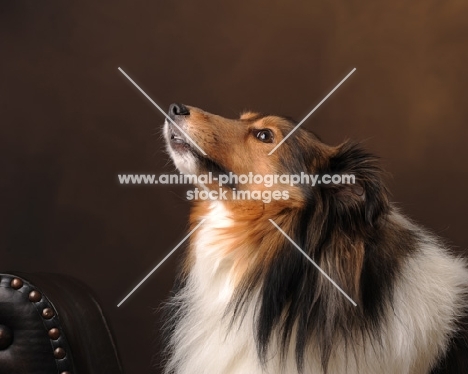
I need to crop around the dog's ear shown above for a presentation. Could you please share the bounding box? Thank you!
[323,142,389,228]
[240,111,260,120]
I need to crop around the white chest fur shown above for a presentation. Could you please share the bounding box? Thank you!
[164,205,468,374]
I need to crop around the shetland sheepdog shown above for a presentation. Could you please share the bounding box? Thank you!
[162,103,468,374]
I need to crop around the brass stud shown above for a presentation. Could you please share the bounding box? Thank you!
[48,328,61,340]
[42,308,55,319]
[10,278,23,290]
[28,290,42,302]
[54,347,66,359]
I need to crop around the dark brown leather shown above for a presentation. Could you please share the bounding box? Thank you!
[0,272,124,374]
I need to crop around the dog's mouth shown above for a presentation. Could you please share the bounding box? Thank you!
[170,129,187,144]
[168,123,192,150]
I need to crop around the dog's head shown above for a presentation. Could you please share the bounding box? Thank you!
[164,103,388,224]
[164,103,314,177]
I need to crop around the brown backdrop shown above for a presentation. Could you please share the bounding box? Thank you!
[1,1,468,372]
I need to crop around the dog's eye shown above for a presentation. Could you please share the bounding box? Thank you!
[254,129,274,143]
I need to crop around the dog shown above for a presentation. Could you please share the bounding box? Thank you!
[162,103,468,374]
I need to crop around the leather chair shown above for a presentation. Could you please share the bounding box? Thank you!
[0,272,124,374]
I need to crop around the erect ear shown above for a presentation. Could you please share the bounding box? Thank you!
[323,141,389,228]
[240,111,260,120]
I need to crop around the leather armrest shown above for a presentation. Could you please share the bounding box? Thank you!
[0,272,124,374]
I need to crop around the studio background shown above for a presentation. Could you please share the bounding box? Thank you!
[1,1,467,372]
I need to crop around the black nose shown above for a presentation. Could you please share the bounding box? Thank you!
[169,103,190,117]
